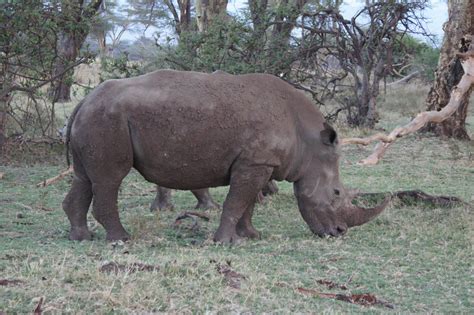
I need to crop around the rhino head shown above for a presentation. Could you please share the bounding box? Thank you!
[293,123,389,237]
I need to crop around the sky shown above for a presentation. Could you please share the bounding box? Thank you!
[340,0,447,42]
[123,0,448,45]
[227,0,448,43]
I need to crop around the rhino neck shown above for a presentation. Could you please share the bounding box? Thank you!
[284,138,314,182]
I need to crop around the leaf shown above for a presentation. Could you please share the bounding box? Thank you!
[214,261,246,289]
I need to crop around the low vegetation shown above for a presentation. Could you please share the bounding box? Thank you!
[0,84,472,313]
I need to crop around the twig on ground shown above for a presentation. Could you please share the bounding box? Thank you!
[33,297,44,315]
[297,287,394,309]
[36,166,73,187]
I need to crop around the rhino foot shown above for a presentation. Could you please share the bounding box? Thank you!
[195,200,220,210]
[150,200,174,212]
[69,227,93,241]
[236,225,261,239]
[105,230,130,242]
[213,228,243,245]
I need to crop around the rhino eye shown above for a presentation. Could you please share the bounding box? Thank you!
[334,189,340,196]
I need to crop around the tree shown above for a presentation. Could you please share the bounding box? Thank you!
[295,1,429,127]
[195,0,229,32]
[0,1,91,154]
[424,0,473,139]
[163,0,192,35]
[48,0,103,103]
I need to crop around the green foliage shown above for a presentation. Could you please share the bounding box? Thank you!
[392,34,440,81]
[155,12,295,76]
[99,54,142,81]
[1,1,59,85]
[0,1,100,139]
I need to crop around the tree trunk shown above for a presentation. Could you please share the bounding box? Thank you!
[0,103,6,156]
[97,30,108,57]
[178,0,191,33]
[49,33,80,102]
[195,0,229,32]
[424,0,474,139]
[249,0,269,41]
[49,0,103,103]
[164,0,191,36]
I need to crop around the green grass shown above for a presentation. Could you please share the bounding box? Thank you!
[1,84,473,313]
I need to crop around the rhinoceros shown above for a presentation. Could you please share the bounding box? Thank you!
[63,70,388,243]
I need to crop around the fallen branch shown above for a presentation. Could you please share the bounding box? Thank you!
[36,166,73,187]
[297,287,394,309]
[387,71,420,86]
[174,211,211,232]
[342,51,474,165]
[357,190,469,208]
[175,211,211,222]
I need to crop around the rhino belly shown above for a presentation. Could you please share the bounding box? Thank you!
[127,116,241,190]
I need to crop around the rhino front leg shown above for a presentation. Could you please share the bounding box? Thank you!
[150,186,174,211]
[63,177,93,241]
[214,164,272,244]
[192,189,220,210]
[92,183,130,241]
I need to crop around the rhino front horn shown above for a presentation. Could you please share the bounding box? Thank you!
[344,194,391,228]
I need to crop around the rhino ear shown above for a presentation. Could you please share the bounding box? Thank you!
[320,122,338,146]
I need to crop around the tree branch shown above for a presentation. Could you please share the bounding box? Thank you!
[341,51,474,165]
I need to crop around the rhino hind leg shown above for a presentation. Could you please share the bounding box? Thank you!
[150,186,174,211]
[63,176,93,241]
[236,203,260,239]
[192,189,220,210]
[262,180,279,196]
[92,182,130,241]
[213,164,272,244]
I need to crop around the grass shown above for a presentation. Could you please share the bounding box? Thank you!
[1,83,473,313]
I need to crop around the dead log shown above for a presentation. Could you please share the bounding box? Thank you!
[356,190,468,208]
[387,71,420,86]
[36,166,73,187]
[341,50,474,165]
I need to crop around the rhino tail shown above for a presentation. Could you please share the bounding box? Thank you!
[65,99,85,167]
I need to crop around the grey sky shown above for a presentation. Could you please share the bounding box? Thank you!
[123,0,447,44]
[228,0,447,42]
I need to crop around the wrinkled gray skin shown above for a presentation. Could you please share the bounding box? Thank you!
[150,180,278,211]
[63,70,388,243]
